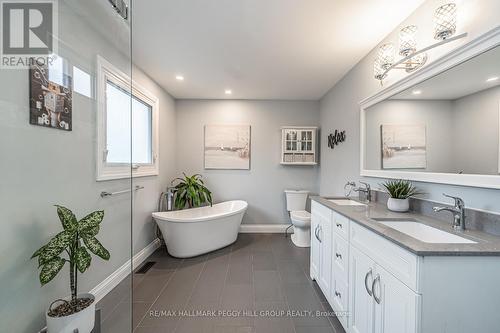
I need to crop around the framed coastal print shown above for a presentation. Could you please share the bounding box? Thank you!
[204,124,251,170]
[381,124,426,169]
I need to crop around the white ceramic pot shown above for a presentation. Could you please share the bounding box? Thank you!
[46,293,95,333]
[387,198,410,212]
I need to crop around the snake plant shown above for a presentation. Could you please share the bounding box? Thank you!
[31,206,110,308]
[381,179,423,199]
[171,173,213,210]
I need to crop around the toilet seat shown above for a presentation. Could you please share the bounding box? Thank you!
[290,210,311,247]
[290,210,311,222]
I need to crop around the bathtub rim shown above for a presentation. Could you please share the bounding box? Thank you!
[152,200,248,223]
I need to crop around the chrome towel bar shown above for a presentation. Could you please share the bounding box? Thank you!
[100,185,144,198]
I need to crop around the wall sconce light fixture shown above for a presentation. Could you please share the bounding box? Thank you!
[374,2,466,84]
[434,3,457,40]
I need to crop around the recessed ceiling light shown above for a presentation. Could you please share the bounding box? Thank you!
[412,90,422,95]
[486,76,499,82]
[175,75,184,81]
[225,89,232,95]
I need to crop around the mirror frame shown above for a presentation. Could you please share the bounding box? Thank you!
[359,27,500,189]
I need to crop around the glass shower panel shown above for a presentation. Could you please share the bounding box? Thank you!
[0,0,133,332]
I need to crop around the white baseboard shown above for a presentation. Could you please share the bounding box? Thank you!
[239,224,293,234]
[90,238,161,303]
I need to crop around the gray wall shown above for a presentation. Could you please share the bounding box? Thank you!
[452,86,500,175]
[0,1,176,332]
[365,99,454,172]
[175,100,320,225]
[319,0,500,212]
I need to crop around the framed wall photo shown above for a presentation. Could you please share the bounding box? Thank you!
[381,124,427,169]
[29,58,73,131]
[204,124,251,170]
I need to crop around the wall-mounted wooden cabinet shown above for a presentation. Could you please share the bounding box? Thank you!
[281,126,318,165]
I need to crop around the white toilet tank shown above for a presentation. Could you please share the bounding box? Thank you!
[284,190,309,212]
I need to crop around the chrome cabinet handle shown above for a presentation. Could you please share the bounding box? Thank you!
[335,253,342,259]
[317,226,322,243]
[335,291,341,298]
[372,274,381,304]
[336,223,342,229]
[314,226,319,241]
[364,268,373,296]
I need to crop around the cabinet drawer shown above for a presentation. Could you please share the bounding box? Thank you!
[312,201,332,220]
[331,275,348,329]
[332,211,349,240]
[332,234,349,282]
[350,222,419,292]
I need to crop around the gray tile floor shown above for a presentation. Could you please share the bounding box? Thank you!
[98,234,346,333]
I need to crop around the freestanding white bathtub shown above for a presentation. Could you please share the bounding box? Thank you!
[152,200,248,258]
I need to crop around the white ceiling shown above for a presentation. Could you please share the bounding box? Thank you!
[132,0,424,100]
[392,45,500,101]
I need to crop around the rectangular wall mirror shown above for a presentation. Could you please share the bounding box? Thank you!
[360,30,500,189]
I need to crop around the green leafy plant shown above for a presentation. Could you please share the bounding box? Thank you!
[31,206,110,311]
[172,173,213,210]
[381,179,423,199]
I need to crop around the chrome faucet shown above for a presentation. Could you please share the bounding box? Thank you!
[355,181,372,203]
[433,193,466,231]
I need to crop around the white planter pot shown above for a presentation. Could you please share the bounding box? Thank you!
[387,198,410,212]
[46,293,95,333]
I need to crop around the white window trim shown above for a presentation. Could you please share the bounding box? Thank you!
[96,55,159,181]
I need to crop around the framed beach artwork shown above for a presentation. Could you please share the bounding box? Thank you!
[204,124,251,170]
[381,124,426,169]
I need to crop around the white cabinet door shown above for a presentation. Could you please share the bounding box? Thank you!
[310,211,321,280]
[373,265,419,333]
[318,214,332,297]
[349,246,376,333]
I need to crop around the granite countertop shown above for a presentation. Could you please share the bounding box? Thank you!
[311,196,500,256]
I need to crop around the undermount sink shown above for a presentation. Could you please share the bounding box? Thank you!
[328,199,366,206]
[372,218,476,244]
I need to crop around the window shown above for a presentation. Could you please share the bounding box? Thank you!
[96,56,159,181]
[73,66,92,98]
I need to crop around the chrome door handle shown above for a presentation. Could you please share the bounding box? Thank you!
[336,223,342,229]
[372,274,381,304]
[335,291,341,298]
[315,226,320,241]
[317,226,322,243]
[335,253,342,259]
[364,268,373,296]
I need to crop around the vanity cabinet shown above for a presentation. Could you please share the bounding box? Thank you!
[349,245,418,333]
[312,202,418,333]
[310,202,333,296]
[311,200,500,333]
[373,264,419,333]
[348,246,374,333]
[311,201,349,328]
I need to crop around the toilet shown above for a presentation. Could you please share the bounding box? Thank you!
[285,190,311,247]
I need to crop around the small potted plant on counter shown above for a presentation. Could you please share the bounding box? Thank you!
[31,205,110,333]
[171,173,213,210]
[381,179,423,212]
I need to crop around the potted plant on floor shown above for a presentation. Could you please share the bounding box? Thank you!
[31,205,110,333]
[171,173,213,210]
[381,179,423,212]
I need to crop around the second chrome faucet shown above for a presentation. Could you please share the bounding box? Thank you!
[433,193,467,231]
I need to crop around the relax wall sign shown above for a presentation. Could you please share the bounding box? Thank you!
[327,130,346,149]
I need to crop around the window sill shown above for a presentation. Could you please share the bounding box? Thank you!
[96,169,159,182]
